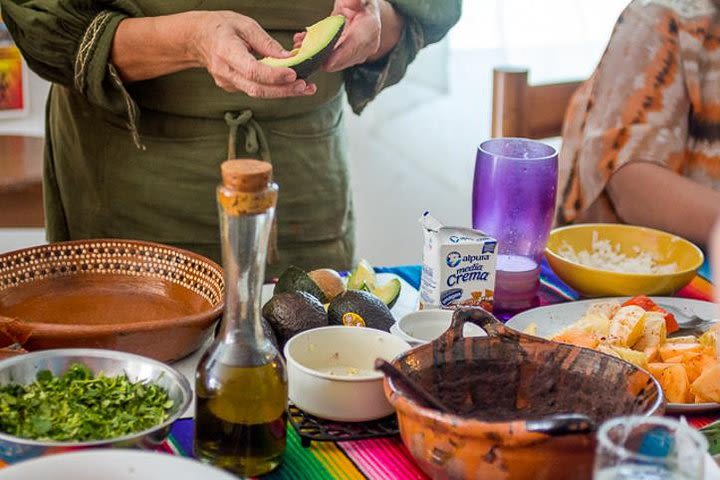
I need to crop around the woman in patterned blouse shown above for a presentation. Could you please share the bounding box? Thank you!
[559,0,720,246]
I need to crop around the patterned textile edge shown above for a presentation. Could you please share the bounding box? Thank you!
[167,419,369,479]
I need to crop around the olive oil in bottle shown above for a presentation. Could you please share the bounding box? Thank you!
[195,160,287,476]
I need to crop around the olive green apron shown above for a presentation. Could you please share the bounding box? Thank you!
[44,0,355,278]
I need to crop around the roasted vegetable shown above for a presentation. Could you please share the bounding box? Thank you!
[550,297,719,405]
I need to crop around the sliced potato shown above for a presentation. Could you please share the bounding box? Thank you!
[608,306,646,347]
[683,354,716,384]
[643,346,661,363]
[690,363,720,403]
[585,302,620,321]
[665,335,700,344]
[597,344,620,358]
[647,362,675,378]
[659,342,704,362]
[653,363,691,403]
[633,312,667,351]
[554,312,610,338]
[609,346,648,369]
[552,328,600,349]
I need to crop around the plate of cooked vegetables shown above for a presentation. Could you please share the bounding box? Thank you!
[507,296,720,413]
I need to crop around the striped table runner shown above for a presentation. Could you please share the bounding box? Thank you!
[155,262,717,479]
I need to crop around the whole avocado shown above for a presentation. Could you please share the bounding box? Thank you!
[262,291,327,347]
[327,290,395,332]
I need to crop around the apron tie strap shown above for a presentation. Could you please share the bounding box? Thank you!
[224,110,272,163]
[224,110,278,264]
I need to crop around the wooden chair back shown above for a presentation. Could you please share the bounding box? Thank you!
[0,135,44,228]
[491,67,583,139]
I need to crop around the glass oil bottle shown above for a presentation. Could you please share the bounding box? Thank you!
[194,159,287,476]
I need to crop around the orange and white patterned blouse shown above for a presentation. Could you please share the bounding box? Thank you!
[559,0,720,224]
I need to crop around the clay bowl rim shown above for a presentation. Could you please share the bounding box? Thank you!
[384,336,666,437]
[0,239,225,336]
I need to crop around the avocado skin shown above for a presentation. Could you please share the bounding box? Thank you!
[327,290,395,332]
[274,265,327,303]
[262,291,328,347]
[261,317,280,350]
[292,26,343,79]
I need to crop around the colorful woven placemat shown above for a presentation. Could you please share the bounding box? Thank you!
[155,262,717,479]
[0,262,713,478]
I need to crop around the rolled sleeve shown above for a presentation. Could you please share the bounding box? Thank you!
[1,0,144,143]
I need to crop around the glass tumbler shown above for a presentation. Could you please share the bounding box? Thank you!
[472,138,558,318]
[594,416,707,480]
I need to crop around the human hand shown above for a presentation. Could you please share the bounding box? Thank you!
[294,0,381,72]
[191,11,317,98]
[293,0,404,72]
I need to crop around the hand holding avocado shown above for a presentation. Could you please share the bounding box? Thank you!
[190,11,317,98]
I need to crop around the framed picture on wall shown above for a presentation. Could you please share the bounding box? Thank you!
[0,20,29,119]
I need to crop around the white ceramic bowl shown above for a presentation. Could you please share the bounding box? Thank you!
[284,326,410,422]
[396,309,485,344]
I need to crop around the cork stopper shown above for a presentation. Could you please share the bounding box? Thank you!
[221,159,272,192]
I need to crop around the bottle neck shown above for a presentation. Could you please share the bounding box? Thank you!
[217,184,277,347]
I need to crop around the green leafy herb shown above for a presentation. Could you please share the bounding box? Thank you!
[701,419,720,455]
[0,363,174,442]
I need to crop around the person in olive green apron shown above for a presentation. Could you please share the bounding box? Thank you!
[0,0,461,278]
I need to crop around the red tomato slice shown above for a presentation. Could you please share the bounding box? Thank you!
[622,295,679,334]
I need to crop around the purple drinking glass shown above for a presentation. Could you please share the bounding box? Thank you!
[472,138,558,318]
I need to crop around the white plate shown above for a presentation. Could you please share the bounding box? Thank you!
[506,297,720,414]
[171,273,419,417]
[0,450,235,480]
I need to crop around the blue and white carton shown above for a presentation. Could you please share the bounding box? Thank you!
[419,212,497,310]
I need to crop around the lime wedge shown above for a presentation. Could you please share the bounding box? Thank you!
[372,278,401,309]
[347,259,376,290]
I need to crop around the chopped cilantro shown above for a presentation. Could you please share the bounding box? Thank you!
[0,363,173,442]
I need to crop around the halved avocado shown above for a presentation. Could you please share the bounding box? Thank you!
[274,265,327,303]
[260,15,345,79]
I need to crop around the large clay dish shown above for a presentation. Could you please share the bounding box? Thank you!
[384,307,664,480]
[0,240,224,362]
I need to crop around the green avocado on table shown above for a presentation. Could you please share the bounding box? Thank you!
[327,290,395,332]
[262,262,401,347]
[262,291,328,347]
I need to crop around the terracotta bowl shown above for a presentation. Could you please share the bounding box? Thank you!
[0,240,224,362]
[384,307,664,480]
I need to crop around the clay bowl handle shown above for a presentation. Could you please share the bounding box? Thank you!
[525,413,596,437]
[440,307,520,346]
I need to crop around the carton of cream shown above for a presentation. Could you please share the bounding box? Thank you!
[419,212,497,310]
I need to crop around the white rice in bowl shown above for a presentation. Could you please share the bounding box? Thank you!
[558,231,678,274]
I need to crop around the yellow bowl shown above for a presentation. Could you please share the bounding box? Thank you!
[545,224,704,297]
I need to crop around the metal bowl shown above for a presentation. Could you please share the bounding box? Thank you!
[0,349,192,464]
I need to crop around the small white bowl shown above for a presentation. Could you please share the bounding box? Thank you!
[284,326,410,422]
[396,309,486,344]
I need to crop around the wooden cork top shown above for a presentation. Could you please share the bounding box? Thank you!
[221,159,272,192]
